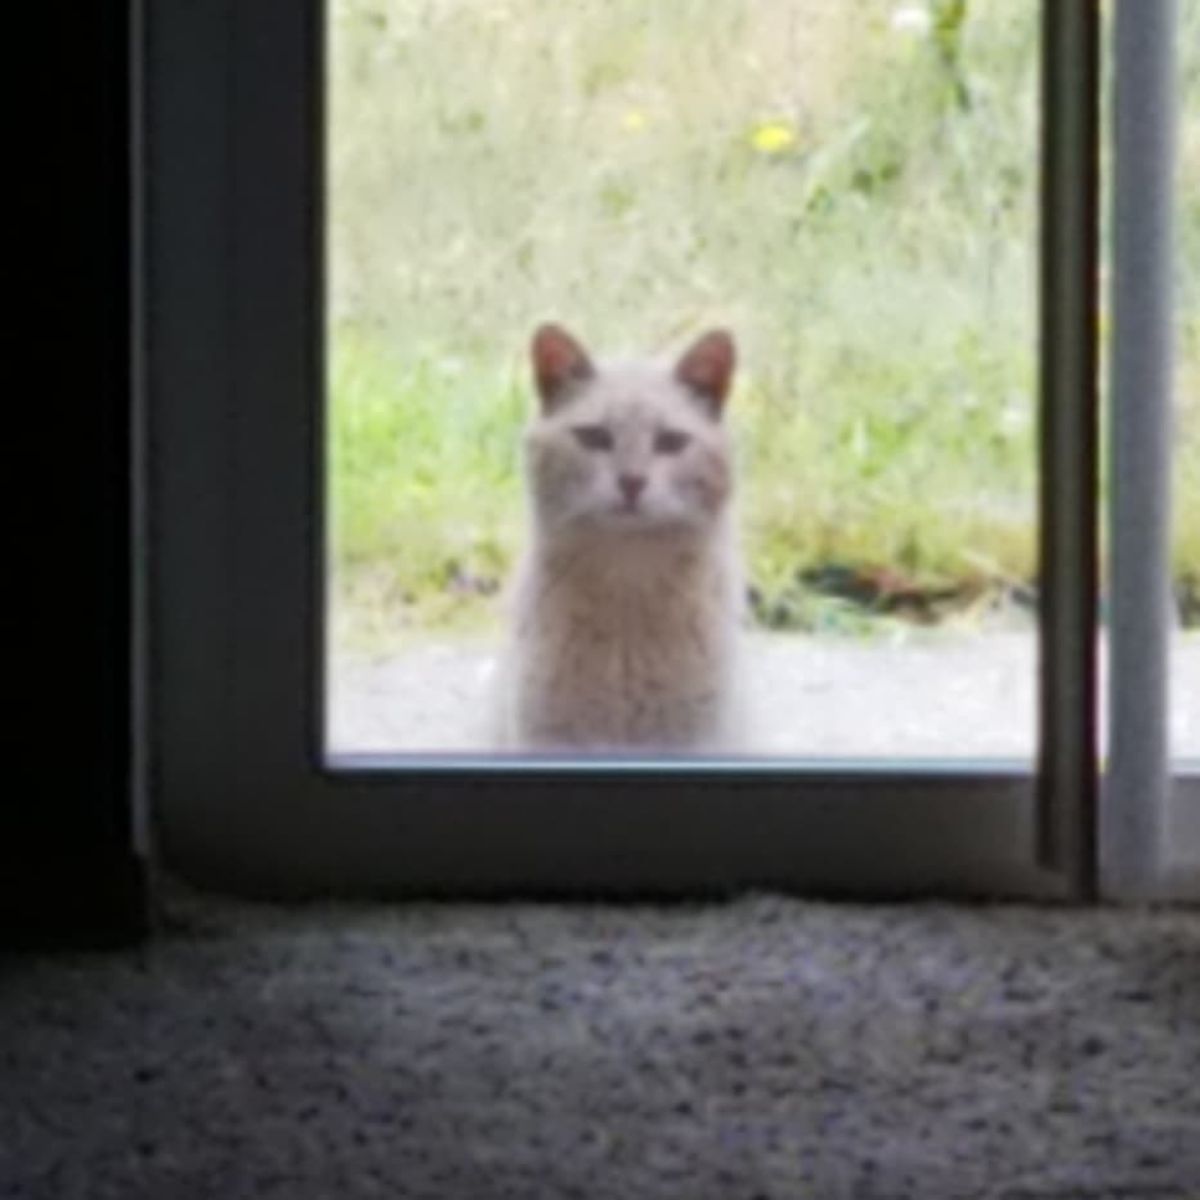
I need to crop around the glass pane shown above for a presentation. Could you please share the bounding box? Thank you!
[326,0,1040,761]
[1174,0,1200,768]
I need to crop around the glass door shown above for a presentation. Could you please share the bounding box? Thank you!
[324,0,1050,767]
[1172,0,1200,891]
[148,0,1100,898]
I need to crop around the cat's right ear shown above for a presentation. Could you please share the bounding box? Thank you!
[531,323,594,413]
[675,329,736,418]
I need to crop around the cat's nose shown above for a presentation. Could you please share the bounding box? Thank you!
[618,473,647,505]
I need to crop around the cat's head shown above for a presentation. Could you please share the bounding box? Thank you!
[524,324,736,537]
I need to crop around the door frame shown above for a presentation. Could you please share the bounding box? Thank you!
[145,0,1101,901]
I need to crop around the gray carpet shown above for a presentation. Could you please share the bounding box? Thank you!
[2,889,1199,1200]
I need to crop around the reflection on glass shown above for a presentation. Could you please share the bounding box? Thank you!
[327,0,1040,759]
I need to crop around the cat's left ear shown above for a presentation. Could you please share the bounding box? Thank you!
[675,329,736,418]
[531,323,595,414]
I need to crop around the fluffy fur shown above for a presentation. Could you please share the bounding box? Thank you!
[493,324,746,753]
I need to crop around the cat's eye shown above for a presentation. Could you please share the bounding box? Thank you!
[653,428,691,455]
[572,424,614,452]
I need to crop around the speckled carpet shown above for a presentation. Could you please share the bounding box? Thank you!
[2,889,1198,1199]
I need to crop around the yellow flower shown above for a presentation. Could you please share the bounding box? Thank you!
[751,121,796,155]
[622,110,647,132]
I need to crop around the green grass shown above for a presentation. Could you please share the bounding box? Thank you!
[327,0,1200,646]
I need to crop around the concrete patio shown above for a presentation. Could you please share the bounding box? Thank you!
[328,631,1200,761]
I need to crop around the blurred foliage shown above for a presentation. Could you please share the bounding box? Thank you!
[326,0,1200,645]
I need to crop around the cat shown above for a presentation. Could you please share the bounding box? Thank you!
[491,323,746,753]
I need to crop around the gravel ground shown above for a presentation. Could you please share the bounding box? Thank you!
[328,631,1200,760]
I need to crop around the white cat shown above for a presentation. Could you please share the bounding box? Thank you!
[492,323,746,753]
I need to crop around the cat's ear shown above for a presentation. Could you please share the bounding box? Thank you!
[675,329,736,417]
[531,323,595,413]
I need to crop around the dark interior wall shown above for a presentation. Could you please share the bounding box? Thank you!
[2,2,145,947]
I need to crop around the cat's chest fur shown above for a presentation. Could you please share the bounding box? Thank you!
[504,532,740,751]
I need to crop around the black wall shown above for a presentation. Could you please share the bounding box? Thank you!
[3,2,146,947]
